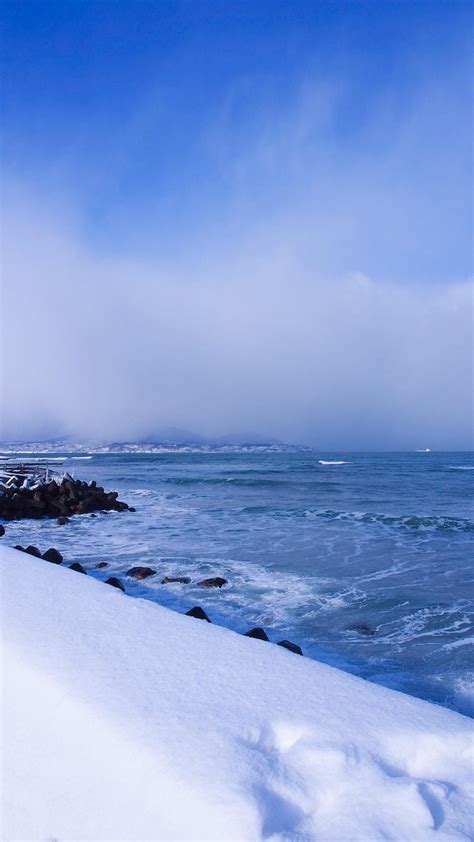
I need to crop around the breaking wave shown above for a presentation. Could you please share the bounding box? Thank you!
[4,448,472,715]
[303,509,474,532]
[448,465,474,470]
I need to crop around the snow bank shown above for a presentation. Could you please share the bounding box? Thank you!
[1,545,472,841]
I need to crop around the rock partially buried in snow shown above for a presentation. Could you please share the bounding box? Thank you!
[42,548,63,564]
[277,639,303,655]
[185,606,211,622]
[0,525,5,536]
[347,623,376,636]
[69,562,87,575]
[106,577,125,592]
[161,576,191,585]
[126,566,156,580]
[25,545,42,558]
[244,627,269,641]
[197,577,227,588]
[95,561,108,569]
[56,516,69,525]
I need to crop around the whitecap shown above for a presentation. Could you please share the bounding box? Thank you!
[443,636,474,651]
[448,465,474,470]
[3,456,66,462]
[318,460,348,466]
[452,677,474,717]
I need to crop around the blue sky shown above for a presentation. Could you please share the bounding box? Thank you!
[1,1,473,446]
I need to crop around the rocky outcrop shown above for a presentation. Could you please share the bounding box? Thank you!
[244,627,269,641]
[185,606,211,622]
[197,577,227,588]
[42,548,63,564]
[105,577,125,592]
[0,474,130,521]
[25,545,42,557]
[347,623,375,636]
[69,562,87,574]
[277,639,303,655]
[125,566,156,580]
[161,576,191,584]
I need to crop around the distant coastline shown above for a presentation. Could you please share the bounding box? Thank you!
[0,437,312,456]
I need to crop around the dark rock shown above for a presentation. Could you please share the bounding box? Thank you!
[95,561,108,569]
[128,507,136,512]
[0,474,131,521]
[347,623,376,636]
[277,639,303,655]
[0,524,5,536]
[125,566,156,580]
[186,606,211,622]
[197,576,227,588]
[42,547,63,564]
[244,627,269,641]
[106,576,125,592]
[25,545,42,558]
[74,501,89,515]
[69,562,87,574]
[90,513,97,517]
[56,516,69,525]
[161,576,191,585]
[14,545,24,551]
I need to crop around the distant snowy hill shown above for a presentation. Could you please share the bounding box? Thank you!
[127,427,283,447]
[0,429,306,454]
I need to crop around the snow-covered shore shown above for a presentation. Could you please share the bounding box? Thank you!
[1,545,472,841]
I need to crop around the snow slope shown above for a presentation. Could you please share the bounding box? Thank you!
[1,545,472,841]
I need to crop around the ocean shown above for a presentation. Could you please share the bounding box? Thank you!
[4,449,473,715]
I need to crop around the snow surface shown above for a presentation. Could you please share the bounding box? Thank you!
[1,545,472,841]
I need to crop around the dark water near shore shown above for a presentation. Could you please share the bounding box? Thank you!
[4,450,473,715]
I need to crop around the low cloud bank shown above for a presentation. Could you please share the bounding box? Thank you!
[1,187,472,450]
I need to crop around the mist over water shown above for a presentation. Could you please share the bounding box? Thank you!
[1,183,472,449]
[7,449,474,715]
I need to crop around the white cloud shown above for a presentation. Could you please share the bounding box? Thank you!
[1,184,472,448]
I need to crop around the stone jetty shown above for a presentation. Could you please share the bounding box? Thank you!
[0,463,130,520]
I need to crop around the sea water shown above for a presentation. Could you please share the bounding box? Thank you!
[5,449,473,714]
